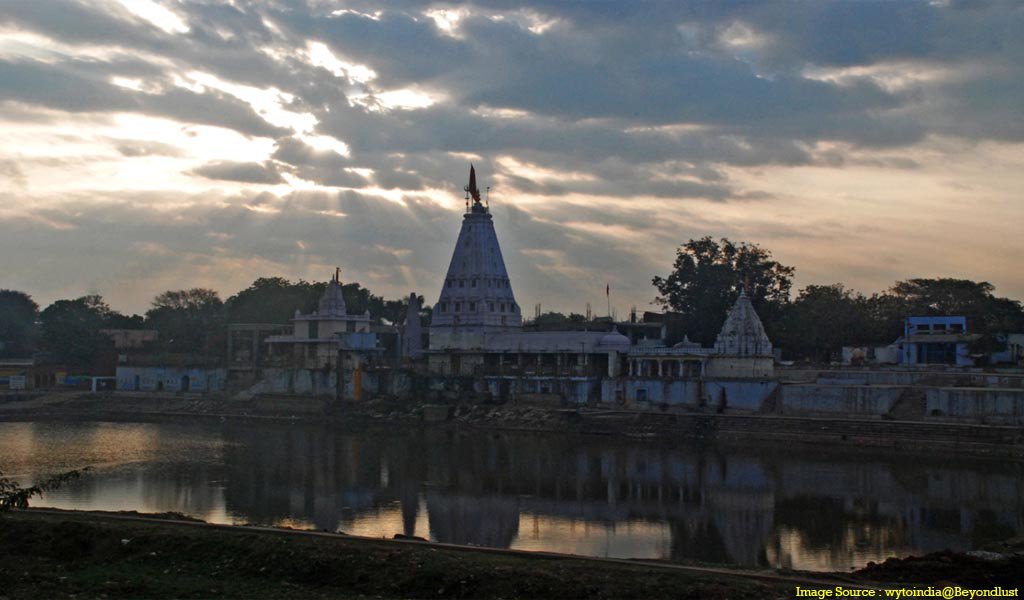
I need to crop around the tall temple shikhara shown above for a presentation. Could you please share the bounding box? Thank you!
[430,165,522,349]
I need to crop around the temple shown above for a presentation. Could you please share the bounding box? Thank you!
[429,164,522,349]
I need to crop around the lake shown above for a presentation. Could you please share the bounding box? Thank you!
[2,419,1021,572]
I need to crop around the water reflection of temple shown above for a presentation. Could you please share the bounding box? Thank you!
[18,420,1021,571]
[211,425,1023,570]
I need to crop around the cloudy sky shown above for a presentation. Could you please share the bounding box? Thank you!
[1,0,1022,316]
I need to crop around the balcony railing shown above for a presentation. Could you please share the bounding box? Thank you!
[473,364,603,377]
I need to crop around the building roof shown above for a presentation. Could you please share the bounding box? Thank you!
[905,333,981,344]
[713,291,773,356]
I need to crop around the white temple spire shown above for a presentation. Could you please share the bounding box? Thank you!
[431,165,521,335]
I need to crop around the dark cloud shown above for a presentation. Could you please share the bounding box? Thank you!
[191,160,285,184]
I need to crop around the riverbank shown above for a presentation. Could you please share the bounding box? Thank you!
[2,391,1023,457]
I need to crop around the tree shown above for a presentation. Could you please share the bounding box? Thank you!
[39,295,119,370]
[0,290,39,357]
[775,284,873,362]
[224,278,324,325]
[652,237,794,344]
[886,278,1024,335]
[1,468,87,514]
[146,289,224,354]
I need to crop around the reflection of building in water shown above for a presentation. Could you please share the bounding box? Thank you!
[206,423,1023,570]
[14,420,1021,571]
[426,492,520,548]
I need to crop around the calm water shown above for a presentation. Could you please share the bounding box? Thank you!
[1,420,1022,572]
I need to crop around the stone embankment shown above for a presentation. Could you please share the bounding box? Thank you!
[2,391,1022,456]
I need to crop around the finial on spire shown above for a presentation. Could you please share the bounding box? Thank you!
[335,267,341,283]
[465,163,482,205]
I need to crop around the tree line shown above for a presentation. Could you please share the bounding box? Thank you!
[0,278,425,369]
[651,237,1024,362]
[3,238,1022,369]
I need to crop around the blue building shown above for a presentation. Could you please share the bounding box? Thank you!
[900,316,978,366]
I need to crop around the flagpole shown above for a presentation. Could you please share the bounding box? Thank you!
[606,284,611,319]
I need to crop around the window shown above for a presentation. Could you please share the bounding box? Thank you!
[471,279,477,288]
[459,280,464,288]
[440,302,447,312]
[500,303,505,312]
[488,303,494,312]
[469,302,476,311]
[446,280,452,288]
[455,302,462,312]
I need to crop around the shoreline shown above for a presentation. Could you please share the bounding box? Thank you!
[2,391,1023,458]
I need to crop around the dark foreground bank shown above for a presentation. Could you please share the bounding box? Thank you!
[0,510,798,599]
[3,510,1023,600]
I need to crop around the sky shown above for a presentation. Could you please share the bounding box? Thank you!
[1,0,1022,317]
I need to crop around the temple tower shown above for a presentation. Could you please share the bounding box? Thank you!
[713,290,772,356]
[704,290,774,379]
[430,165,521,349]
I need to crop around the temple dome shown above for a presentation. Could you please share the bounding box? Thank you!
[598,327,630,349]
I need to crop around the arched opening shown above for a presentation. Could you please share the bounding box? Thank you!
[180,375,190,392]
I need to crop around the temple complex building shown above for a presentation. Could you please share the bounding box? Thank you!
[425,166,633,391]
[260,269,382,397]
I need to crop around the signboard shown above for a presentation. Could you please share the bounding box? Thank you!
[9,375,26,390]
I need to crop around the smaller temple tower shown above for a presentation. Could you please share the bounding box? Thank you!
[705,290,774,378]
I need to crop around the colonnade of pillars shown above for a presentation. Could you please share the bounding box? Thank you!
[627,358,703,378]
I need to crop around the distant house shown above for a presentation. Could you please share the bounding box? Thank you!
[900,316,979,367]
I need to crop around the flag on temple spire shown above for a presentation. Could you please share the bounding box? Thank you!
[467,163,481,204]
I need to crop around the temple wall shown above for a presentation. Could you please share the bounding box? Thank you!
[704,380,779,411]
[704,356,774,379]
[926,388,1024,425]
[116,367,227,392]
[779,384,903,417]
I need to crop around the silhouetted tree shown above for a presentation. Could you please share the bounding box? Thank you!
[224,277,324,324]
[774,284,873,362]
[39,295,118,369]
[0,289,39,357]
[146,289,224,354]
[652,237,794,344]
